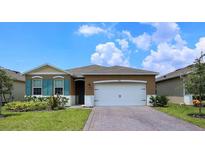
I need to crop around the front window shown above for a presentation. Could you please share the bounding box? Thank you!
[54,79,64,95]
[32,79,42,95]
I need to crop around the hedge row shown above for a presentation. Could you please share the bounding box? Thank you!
[5,101,48,112]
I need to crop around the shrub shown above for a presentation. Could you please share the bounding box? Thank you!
[5,101,48,112]
[24,96,33,102]
[149,95,169,107]
[24,96,49,102]
[47,95,68,110]
[47,96,58,110]
[5,95,69,112]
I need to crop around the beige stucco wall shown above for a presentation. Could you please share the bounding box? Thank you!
[167,96,184,104]
[84,75,156,95]
[156,77,184,97]
[1,80,25,102]
[12,81,25,101]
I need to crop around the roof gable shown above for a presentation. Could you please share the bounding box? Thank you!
[24,64,69,75]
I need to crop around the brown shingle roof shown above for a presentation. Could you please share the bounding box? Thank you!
[156,65,193,82]
[83,66,158,75]
[0,66,25,82]
[66,65,107,77]
[66,65,158,76]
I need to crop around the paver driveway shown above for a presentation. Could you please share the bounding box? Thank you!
[84,106,204,131]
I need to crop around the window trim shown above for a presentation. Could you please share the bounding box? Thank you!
[54,79,64,96]
[32,76,43,79]
[32,79,42,96]
[53,76,64,79]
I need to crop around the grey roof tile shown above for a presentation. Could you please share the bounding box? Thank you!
[66,65,107,77]
[0,66,25,82]
[66,65,158,76]
[156,65,193,82]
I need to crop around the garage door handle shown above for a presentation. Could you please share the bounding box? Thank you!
[141,99,146,101]
[94,99,98,102]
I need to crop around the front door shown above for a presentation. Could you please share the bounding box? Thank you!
[75,80,85,105]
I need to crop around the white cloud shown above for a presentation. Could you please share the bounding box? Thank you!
[78,25,105,36]
[122,30,133,40]
[142,37,205,75]
[122,23,180,51]
[91,42,129,66]
[196,37,205,51]
[174,34,187,49]
[133,33,152,50]
[140,22,205,75]
[87,23,205,75]
[122,30,152,50]
[150,22,180,43]
[116,39,129,50]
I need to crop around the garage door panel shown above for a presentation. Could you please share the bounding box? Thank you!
[94,82,146,106]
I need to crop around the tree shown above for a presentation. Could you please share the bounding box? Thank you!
[0,69,13,114]
[184,52,205,114]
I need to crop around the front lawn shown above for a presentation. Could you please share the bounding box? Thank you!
[0,108,91,131]
[155,103,205,128]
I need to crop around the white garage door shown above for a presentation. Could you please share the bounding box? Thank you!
[94,81,147,106]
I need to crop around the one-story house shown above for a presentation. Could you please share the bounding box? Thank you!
[0,66,25,102]
[156,65,193,105]
[24,64,158,107]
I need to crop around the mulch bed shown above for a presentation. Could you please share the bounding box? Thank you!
[188,113,205,119]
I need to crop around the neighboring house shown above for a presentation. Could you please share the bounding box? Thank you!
[24,64,158,107]
[156,65,193,105]
[0,66,25,102]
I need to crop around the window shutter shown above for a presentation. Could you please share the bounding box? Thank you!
[64,79,70,96]
[43,80,47,96]
[26,80,32,96]
[47,79,53,95]
[43,79,53,96]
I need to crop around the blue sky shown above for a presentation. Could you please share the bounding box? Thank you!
[0,22,205,75]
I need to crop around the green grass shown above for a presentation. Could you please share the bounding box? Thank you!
[155,103,205,128]
[0,108,91,131]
